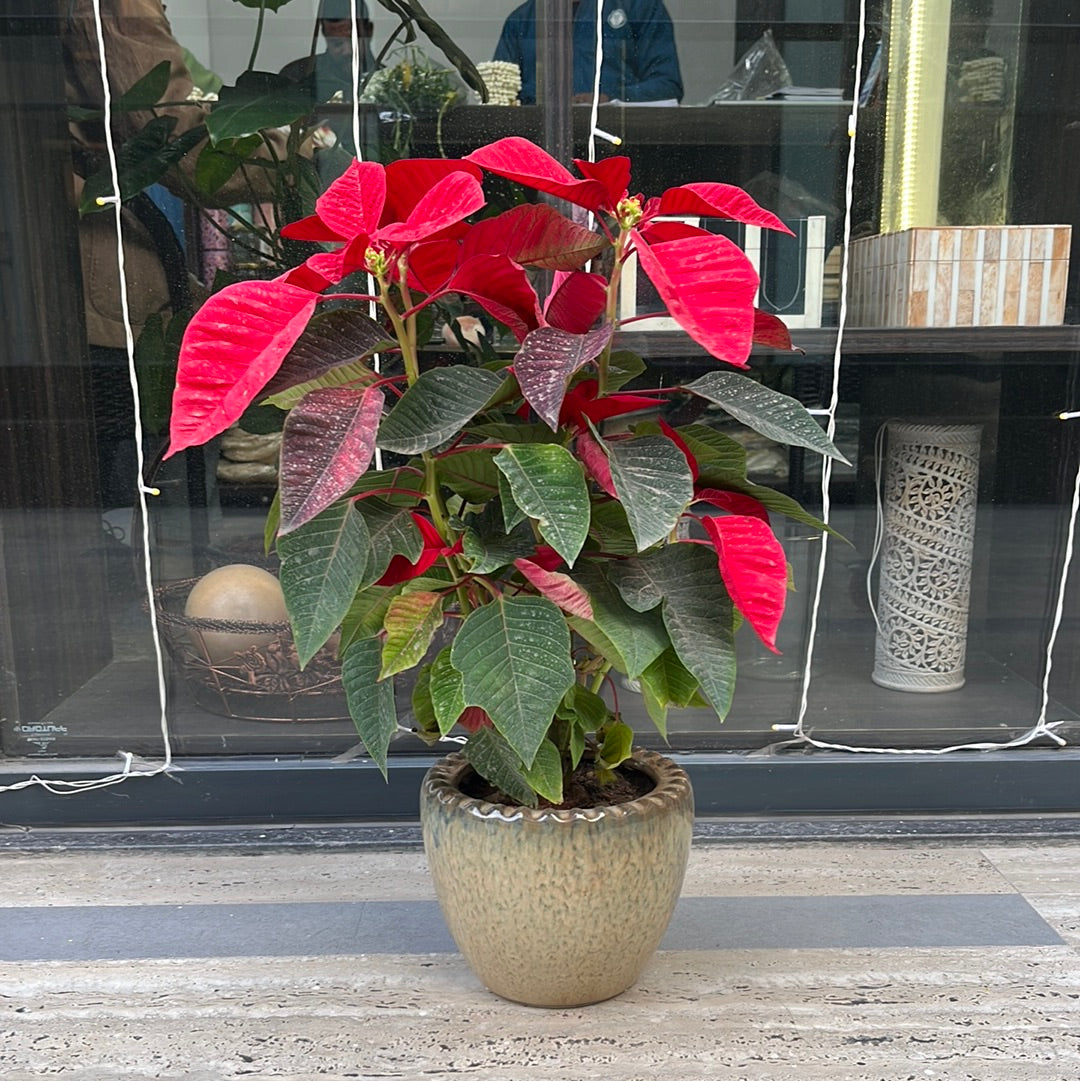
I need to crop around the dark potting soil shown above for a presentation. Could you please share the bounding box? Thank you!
[460,761,655,810]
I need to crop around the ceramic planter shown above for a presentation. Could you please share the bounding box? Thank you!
[420,748,694,1007]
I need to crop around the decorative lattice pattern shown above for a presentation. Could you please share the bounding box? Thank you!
[872,423,982,692]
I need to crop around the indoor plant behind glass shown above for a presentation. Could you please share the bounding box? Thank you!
[166,136,844,1006]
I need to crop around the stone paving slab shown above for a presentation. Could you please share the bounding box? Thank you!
[1,841,1078,1080]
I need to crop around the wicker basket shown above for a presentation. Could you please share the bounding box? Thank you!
[154,578,350,722]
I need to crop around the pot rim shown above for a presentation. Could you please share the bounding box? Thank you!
[422,746,693,824]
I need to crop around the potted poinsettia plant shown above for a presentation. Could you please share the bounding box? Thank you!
[167,136,843,1006]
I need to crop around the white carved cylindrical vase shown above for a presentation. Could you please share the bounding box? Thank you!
[872,423,981,692]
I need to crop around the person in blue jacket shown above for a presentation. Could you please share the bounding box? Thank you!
[494,0,683,105]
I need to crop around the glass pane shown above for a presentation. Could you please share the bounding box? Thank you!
[2,0,1077,779]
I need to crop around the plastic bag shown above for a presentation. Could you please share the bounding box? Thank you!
[705,30,792,103]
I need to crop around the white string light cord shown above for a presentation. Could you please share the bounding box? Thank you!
[775,0,1068,756]
[0,0,175,797]
[349,0,384,471]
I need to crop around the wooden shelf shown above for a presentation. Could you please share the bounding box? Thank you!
[616,324,1080,360]
[323,102,852,151]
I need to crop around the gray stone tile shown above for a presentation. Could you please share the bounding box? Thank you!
[0,894,1061,962]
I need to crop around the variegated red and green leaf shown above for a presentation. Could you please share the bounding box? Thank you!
[513,323,614,430]
[513,558,594,620]
[278,386,385,534]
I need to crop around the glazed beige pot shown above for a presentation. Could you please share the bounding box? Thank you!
[420,748,694,1008]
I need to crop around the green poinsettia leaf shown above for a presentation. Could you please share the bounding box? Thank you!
[469,421,560,445]
[498,470,527,531]
[461,727,537,808]
[462,517,535,576]
[436,448,501,504]
[684,371,848,462]
[380,591,445,679]
[339,583,402,652]
[354,499,424,587]
[429,646,467,735]
[377,367,504,454]
[341,636,398,779]
[560,684,610,729]
[676,423,748,478]
[261,308,392,407]
[605,350,648,391]
[494,444,589,566]
[612,544,737,718]
[597,721,634,771]
[730,480,840,539]
[264,489,281,556]
[637,648,701,739]
[608,435,695,552]
[450,595,574,768]
[587,499,640,557]
[278,501,370,667]
[571,565,668,679]
[522,739,564,804]
[410,664,441,742]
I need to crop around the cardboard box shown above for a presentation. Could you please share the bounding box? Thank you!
[848,225,1071,327]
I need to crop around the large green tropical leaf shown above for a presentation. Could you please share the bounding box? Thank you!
[450,596,574,767]
[192,134,261,197]
[377,367,504,454]
[380,591,445,678]
[206,72,313,144]
[607,435,695,551]
[370,0,489,99]
[341,636,398,778]
[494,444,589,566]
[278,501,370,666]
[461,728,537,807]
[114,60,171,111]
[80,119,205,214]
[610,544,737,717]
[684,372,847,462]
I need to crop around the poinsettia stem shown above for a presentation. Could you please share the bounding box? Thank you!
[589,663,613,696]
[598,228,631,397]
[376,277,420,387]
